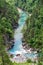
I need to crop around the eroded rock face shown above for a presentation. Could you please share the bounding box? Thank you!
[12,21,19,29]
[2,19,19,50]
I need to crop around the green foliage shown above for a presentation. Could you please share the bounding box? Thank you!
[0,0,43,65]
[23,0,43,48]
[27,59,32,63]
[15,0,40,13]
[0,0,19,65]
[23,0,43,64]
[0,0,19,40]
[14,62,37,65]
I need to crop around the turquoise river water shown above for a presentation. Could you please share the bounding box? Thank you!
[9,11,37,59]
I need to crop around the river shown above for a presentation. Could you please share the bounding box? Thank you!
[9,9,37,62]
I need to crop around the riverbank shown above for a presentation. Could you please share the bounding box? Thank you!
[8,8,38,63]
[13,62,37,65]
[17,8,23,13]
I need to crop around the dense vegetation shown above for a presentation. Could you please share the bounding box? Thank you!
[15,0,43,64]
[0,0,43,65]
[0,0,19,65]
[23,0,43,65]
[15,0,40,13]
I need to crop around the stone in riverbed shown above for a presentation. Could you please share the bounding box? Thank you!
[16,54,20,56]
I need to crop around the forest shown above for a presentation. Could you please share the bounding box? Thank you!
[0,0,43,65]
